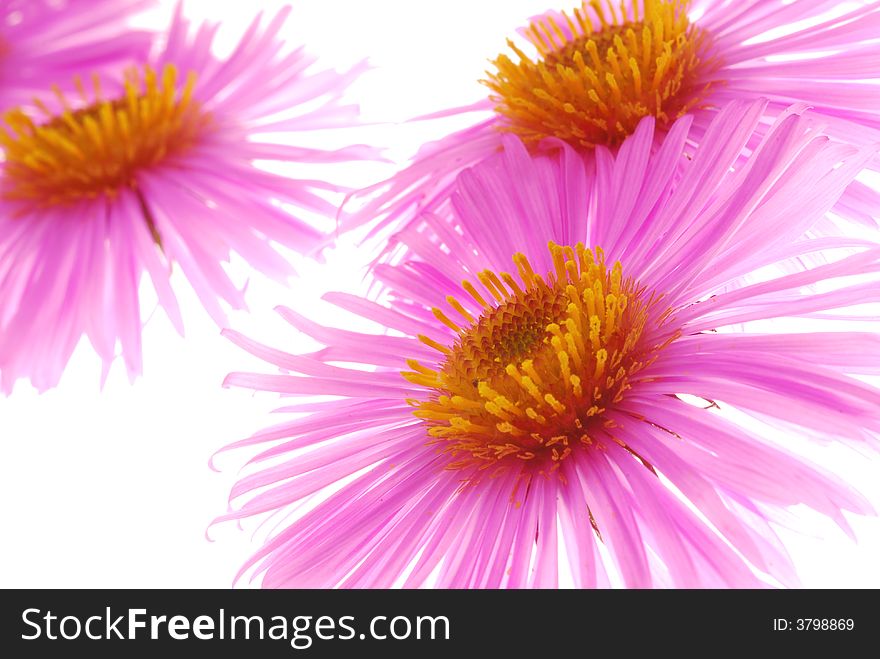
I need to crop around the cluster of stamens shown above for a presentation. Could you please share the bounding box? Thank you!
[0,64,207,209]
[405,242,673,474]
[484,0,720,148]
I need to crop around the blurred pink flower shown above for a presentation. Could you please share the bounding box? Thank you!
[0,4,373,394]
[219,100,880,588]
[345,0,880,247]
[0,0,155,110]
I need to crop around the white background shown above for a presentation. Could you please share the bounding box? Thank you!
[1,0,879,588]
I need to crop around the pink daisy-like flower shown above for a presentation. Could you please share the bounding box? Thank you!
[0,0,155,110]
[0,4,373,394]
[345,0,880,244]
[219,100,880,588]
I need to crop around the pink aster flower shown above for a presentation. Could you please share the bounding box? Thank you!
[0,0,155,110]
[0,4,373,394]
[218,100,880,588]
[345,0,880,244]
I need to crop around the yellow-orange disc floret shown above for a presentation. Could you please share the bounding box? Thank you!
[404,242,677,474]
[0,64,208,209]
[484,0,720,148]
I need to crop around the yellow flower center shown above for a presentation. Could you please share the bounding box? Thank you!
[484,0,719,149]
[0,64,208,209]
[404,242,676,474]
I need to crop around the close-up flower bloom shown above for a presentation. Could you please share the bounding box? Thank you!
[219,100,880,588]
[345,0,880,244]
[0,0,155,110]
[0,4,372,394]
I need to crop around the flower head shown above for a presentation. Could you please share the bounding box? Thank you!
[219,101,880,588]
[0,4,373,394]
[346,0,880,243]
[0,0,155,110]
